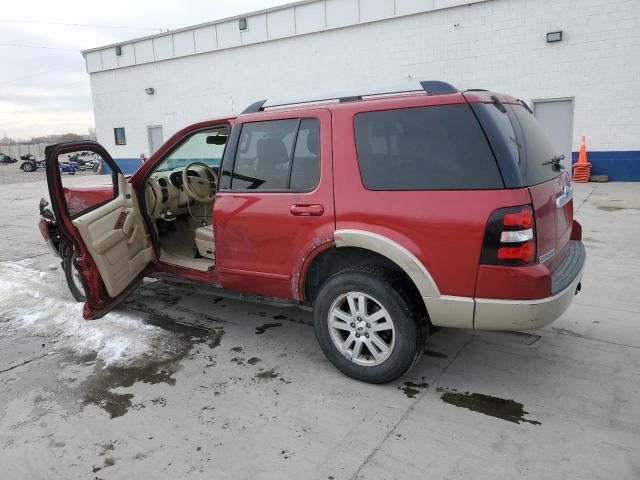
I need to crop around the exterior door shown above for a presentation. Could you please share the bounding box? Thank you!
[532,98,574,170]
[147,125,164,154]
[46,141,152,319]
[214,109,334,300]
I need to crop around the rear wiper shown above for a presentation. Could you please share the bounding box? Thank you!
[542,154,566,171]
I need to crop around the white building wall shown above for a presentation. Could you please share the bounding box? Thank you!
[86,0,640,160]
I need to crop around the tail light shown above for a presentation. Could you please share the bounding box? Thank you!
[481,205,536,266]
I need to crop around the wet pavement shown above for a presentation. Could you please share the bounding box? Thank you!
[1,177,639,479]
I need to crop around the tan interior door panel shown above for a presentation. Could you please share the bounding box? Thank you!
[72,175,152,297]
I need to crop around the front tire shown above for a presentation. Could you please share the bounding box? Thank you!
[313,266,427,384]
[22,162,34,172]
[63,253,86,302]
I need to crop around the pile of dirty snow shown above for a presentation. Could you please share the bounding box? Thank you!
[0,260,182,367]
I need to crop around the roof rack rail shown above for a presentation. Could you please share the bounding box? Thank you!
[240,79,458,114]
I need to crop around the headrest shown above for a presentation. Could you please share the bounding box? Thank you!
[306,129,319,155]
[257,138,289,165]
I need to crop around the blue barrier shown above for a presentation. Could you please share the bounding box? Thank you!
[571,150,640,181]
[102,158,142,175]
[103,153,640,181]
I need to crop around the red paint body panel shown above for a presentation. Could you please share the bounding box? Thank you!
[527,172,573,271]
[63,184,113,214]
[214,109,335,299]
[475,264,551,300]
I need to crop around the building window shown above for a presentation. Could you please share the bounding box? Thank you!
[114,127,126,145]
[239,17,248,31]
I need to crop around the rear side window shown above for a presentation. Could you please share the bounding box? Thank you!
[472,102,562,187]
[231,118,320,191]
[354,104,503,190]
[507,104,562,185]
[290,119,320,191]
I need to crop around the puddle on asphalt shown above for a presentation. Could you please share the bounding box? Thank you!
[254,368,279,381]
[75,314,225,419]
[423,349,448,358]
[255,322,283,335]
[440,391,541,425]
[398,381,429,398]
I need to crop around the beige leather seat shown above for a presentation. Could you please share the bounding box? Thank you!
[195,224,215,260]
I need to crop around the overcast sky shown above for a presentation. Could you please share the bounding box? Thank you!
[0,0,291,139]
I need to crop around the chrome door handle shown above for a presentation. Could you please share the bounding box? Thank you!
[290,204,324,216]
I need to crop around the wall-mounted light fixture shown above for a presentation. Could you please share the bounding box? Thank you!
[546,31,563,43]
[239,17,248,31]
[115,45,122,56]
[145,87,155,95]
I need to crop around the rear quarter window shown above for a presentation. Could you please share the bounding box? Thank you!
[472,101,562,187]
[354,104,503,190]
[507,104,563,185]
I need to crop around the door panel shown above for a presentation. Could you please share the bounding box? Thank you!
[72,175,151,297]
[214,110,334,299]
[46,141,151,318]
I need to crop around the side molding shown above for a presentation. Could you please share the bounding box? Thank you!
[334,229,440,298]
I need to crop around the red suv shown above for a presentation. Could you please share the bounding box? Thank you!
[38,81,585,383]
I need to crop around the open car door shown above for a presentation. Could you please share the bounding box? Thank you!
[46,141,152,319]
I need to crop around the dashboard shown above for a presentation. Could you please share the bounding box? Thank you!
[145,165,218,219]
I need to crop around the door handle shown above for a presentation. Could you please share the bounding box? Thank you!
[290,204,324,216]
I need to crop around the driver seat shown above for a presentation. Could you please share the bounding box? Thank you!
[195,224,215,260]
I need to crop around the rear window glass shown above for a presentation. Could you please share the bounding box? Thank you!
[505,104,562,185]
[354,104,503,190]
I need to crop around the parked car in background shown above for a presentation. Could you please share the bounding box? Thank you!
[0,152,17,163]
[20,154,45,172]
[38,80,586,383]
[59,160,77,175]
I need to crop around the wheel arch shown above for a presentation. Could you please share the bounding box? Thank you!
[301,229,441,310]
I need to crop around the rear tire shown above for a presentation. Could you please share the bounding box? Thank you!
[63,253,86,303]
[313,266,427,384]
[22,162,34,172]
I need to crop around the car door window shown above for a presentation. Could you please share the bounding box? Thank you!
[290,119,320,191]
[154,127,229,173]
[231,118,320,191]
[58,152,116,217]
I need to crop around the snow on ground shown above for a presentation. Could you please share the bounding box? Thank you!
[0,259,181,368]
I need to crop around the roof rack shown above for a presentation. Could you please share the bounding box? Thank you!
[241,80,458,114]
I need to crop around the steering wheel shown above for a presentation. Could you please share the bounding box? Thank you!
[182,162,218,203]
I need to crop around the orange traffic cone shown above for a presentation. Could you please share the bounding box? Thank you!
[572,135,591,183]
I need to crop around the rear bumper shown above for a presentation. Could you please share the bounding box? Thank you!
[474,240,586,330]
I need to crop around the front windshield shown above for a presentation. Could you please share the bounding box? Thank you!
[154,126,229,172]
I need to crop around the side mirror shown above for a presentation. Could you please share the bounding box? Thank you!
[206,135,228,145]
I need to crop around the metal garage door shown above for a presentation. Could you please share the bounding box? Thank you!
[532,98,574,170]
